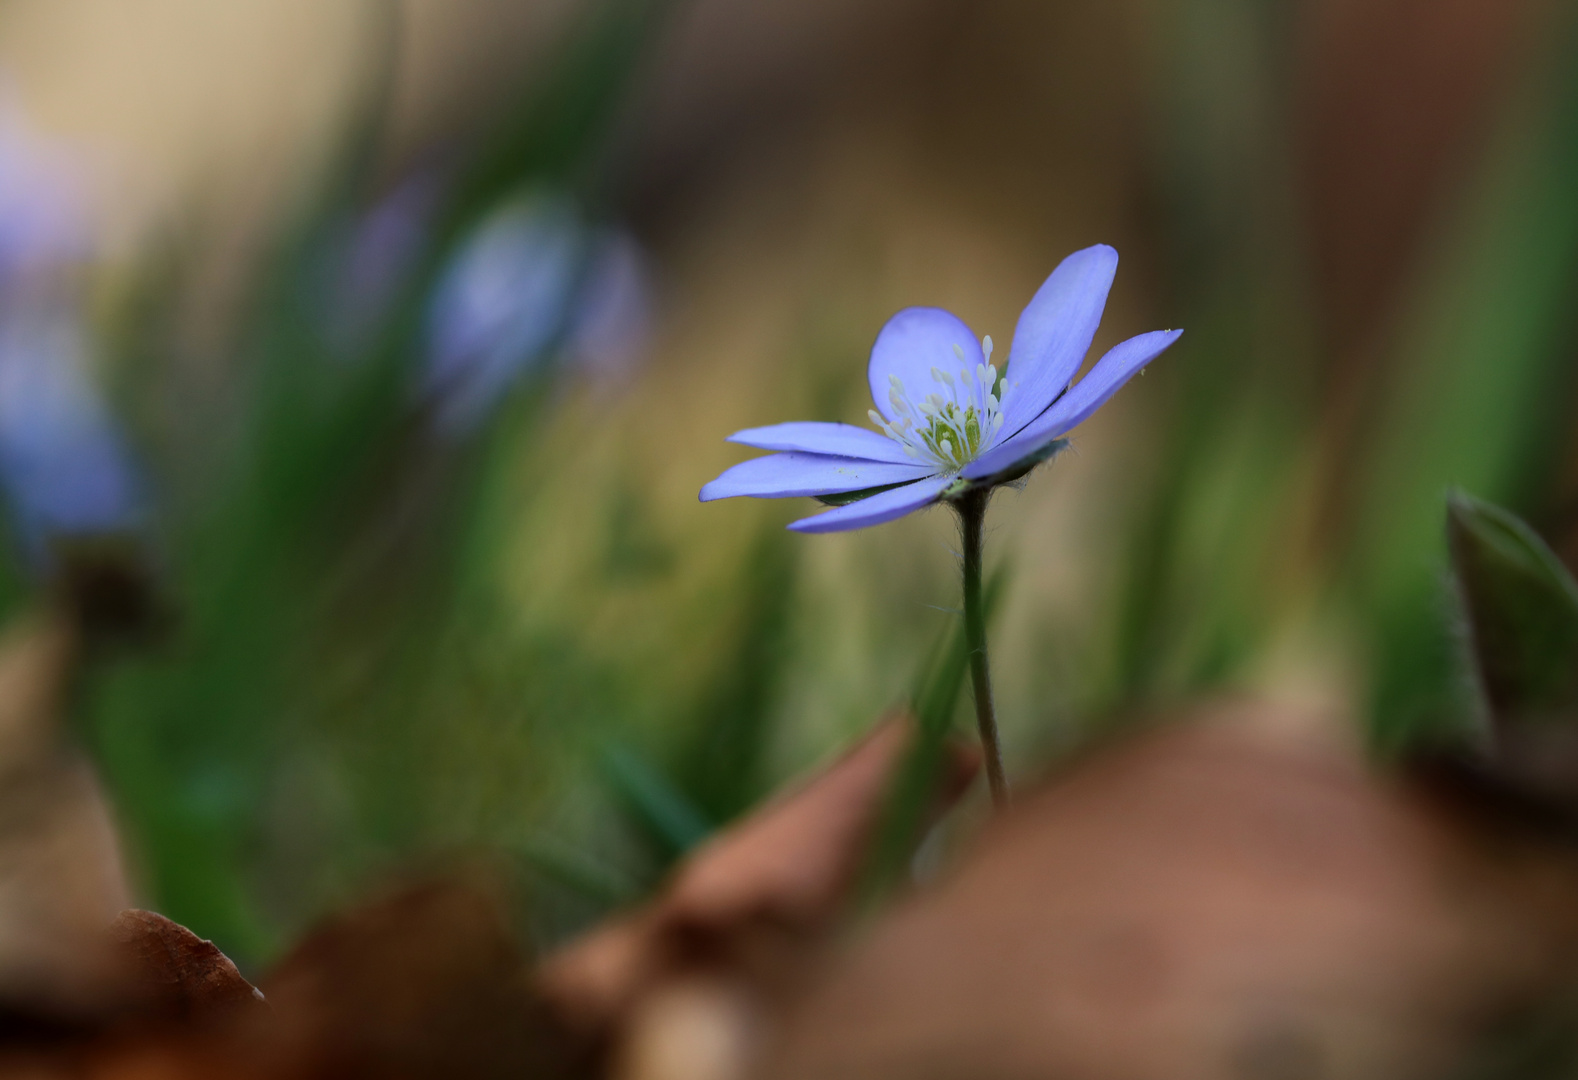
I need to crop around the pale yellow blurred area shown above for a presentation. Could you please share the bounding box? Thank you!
[0,0,575,253]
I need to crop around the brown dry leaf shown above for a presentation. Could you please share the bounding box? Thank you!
[0,884,563,1080]
[761,703,1578,1080]
[258,872,571,1080]
[106,910,265,1026]
[537,714,979,1065]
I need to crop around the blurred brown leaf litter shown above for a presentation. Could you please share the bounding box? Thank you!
[0,616,983,1078]
[9,632,1578,1078]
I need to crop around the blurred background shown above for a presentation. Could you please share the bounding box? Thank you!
[0,0,1575,967]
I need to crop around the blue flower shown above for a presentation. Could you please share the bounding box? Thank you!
[0,93,146,563]
[423,192,584,434]
[324,170,443,356]
[0,93,92,286]
[421,190,654,435]
[0,310,144,559]
[700,245,1182,532]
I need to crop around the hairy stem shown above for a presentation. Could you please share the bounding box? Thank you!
[955,488,1008,807]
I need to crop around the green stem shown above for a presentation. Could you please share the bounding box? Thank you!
[955,488,1008,807]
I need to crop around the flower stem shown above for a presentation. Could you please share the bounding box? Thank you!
[955,488,1008,808]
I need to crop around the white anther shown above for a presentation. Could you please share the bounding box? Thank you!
[951,343,966,361]
[983,335,994,362]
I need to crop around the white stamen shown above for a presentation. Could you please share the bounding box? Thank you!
[868,333,1009,473]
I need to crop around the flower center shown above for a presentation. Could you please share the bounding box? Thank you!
[869,336,1008,472]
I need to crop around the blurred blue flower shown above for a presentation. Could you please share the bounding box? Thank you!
[324,171,443,355]
[700,245,1181,532]
[0,310,144,557]
[0,92,145,561]
[0,94,92,286]
[565,230,653,390]
[421,191,653,435]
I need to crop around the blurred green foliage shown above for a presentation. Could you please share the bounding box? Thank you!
[78,0,688,961]
[1123,0,1578,751]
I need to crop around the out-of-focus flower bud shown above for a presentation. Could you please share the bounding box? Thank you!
[0,95,92,289]
[566,229,653,391]
[0,88,147,568]
[0,311,144,561]
[324,171,443,356]
[420,189,654,435]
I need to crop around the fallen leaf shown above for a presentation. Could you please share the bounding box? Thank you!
[538,714,978,1061]
[107,911,264,1025]
[260,871,571,1079]
[762,703,1578,1080]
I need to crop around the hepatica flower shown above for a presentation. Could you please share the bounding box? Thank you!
[700,244,1180,803]
[701,245,1179,532]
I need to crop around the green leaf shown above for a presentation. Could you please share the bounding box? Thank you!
[518,837,641,906]
[1447,490,1578,723]
[599,742,714,857]
[673,528,795,824]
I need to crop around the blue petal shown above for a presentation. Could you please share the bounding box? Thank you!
[964,328,1181,479]
[699,453,937,501]
[0,316,145,556]
[867,307,983,424]
[728,421,913,464]
[787,474,953,533]
[1000,245,1118,434]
